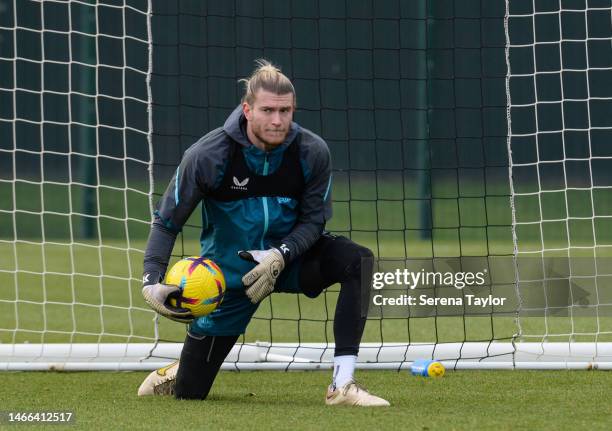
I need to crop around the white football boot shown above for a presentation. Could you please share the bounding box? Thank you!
[325,381,390,406]
[137,361,178,396]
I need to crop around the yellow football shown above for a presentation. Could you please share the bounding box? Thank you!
[164,256,225,317]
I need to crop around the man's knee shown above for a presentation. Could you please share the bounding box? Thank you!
[322,236,374,283]
[175,386,207,400]
[299,235,374,297]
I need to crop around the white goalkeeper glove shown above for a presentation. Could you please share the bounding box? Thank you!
[239,248,285,304]
[142,283,195,324]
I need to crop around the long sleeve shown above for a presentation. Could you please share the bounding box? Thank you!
[142,131,226,284]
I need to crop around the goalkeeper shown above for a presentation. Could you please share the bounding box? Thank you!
[138,59,389,407]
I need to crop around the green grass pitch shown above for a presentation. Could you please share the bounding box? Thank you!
[2,181,612,430]
[3,370,612,430]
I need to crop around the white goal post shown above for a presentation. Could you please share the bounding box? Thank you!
[1,1,612,371]
[2,342,612,371]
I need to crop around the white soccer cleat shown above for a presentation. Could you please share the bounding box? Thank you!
[325,381,390,407]
[137,361,178,396]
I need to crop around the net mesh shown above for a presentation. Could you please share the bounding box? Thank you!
[0,0,155,345]
[150,0,517,364]
[506,0,612,343]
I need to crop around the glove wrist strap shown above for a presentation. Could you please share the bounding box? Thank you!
[142,271,161,287]
[273,244,291,265]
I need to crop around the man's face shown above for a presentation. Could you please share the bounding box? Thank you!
[243,90,294,149]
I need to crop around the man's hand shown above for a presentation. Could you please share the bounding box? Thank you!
[142,283,195,324]
[239,248,285,303]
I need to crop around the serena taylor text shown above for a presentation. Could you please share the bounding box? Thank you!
[372,294,507,307]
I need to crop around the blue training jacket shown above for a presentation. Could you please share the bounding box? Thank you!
[143,106,333,293]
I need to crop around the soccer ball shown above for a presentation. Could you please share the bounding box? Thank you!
[164,256,225,317]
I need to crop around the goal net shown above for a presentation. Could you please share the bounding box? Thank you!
[1,0,611,370]
[0,0,157,369]
[506,0,612,364]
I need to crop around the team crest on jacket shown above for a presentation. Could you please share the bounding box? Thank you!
[231,176,249,191]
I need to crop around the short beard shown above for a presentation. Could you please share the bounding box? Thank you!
[252,129,287,151]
